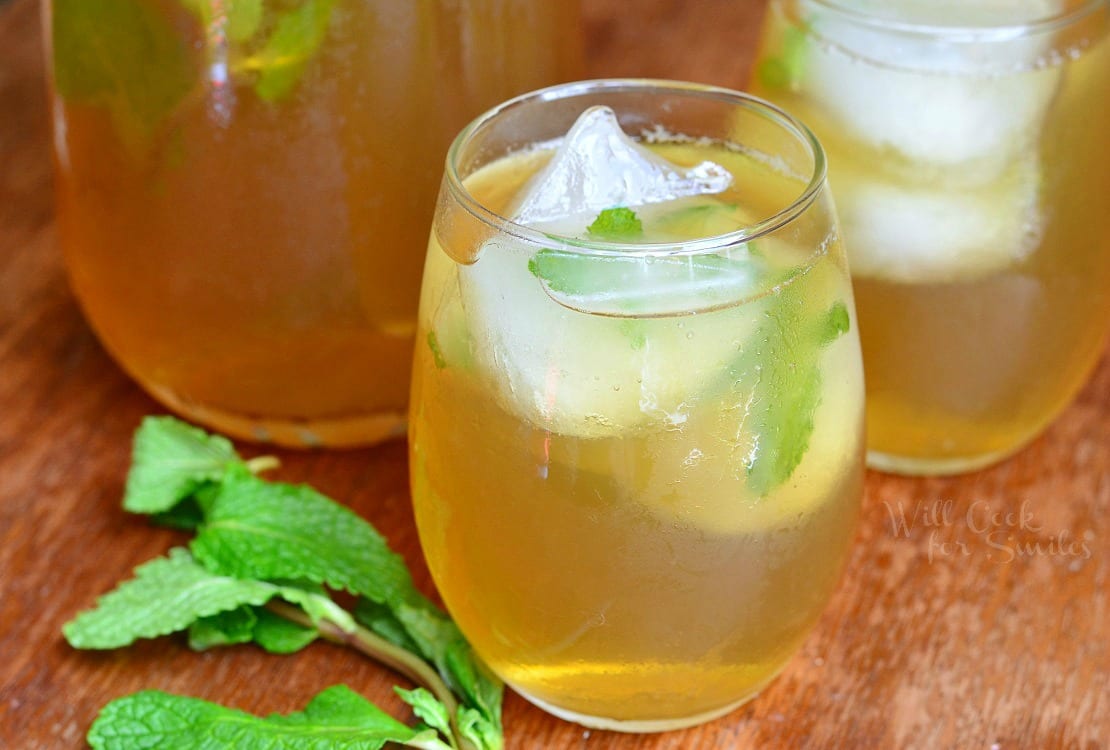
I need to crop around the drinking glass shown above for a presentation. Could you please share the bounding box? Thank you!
[45,0,581,446]
[409,79,864,730]
[751,0,1110,474]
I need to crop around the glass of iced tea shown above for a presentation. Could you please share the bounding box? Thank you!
[751,0,1110,474]
[410,80,864,730]
[44,0,581,447]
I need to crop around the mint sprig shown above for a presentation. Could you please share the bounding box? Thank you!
[87,685,452,750]
[65,416,503,750]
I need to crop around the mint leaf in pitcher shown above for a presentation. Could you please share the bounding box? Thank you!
[53,0,195,141]
[253,0,337,101]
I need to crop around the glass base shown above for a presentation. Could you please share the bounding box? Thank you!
[866,446,1019,477]
[509,672,777,733]
[145,382,408,448]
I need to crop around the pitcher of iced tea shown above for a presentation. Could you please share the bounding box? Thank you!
[44,0,581,446]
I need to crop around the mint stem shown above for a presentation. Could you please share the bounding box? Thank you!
[245,455,281,474]
[264,600,468,750]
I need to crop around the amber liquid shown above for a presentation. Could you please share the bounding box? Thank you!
[751,1,1110,473]
[49,0,581,446]
[410,144,864,728]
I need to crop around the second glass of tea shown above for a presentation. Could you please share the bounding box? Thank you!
[410,80,864,730]
[752,0,1110,474]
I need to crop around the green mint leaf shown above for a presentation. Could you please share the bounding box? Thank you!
[252,607,319,654]
[457,706,503,750]
[123,416,241,514]
[150,496,206,530]
[188,606,258,650]
[354,598,423,654]
[86,685,451,750]
[756,24,809,90]
[587,207,643,240]
[736,287,851,495]
[229,0,265,42]
[180,0,264,43]
[253,0,337,102]
[52,0,194,140]
[191,466,418,608]
[818,301,851,344]
[63,548,277,649]
[617,319,647,350]
[395,604,503,738]
[653,202,741,238]
[427,331,448,369]
[528,248,766,316]
[394,688,452,742]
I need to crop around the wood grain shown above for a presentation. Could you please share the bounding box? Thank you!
[2,0,1108,747]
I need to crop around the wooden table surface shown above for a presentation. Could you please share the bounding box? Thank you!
[2,0,1108,747]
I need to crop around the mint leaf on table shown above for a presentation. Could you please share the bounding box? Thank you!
[63,547,356,650]
[191,465,417,607]
[87,685,452,750]
[123,415,242,514]
[587,206,643,240]
[251,607,319,654]
[392,604,502,735]
[396,687,453,740]
[733,287,851,496]
[253,0,337,101]
[52,0,194,141]
[190,465,504,744]
[188,606,258,650]
[67,416,505,749]
[63,548,277,649]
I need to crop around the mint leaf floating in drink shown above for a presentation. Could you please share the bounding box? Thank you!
[586,206,643,239]
[86,686,452,750]
[66,416,504,750]
[252,0,337,102]
[52,0,195,143]
[528,244,767,316]
[736,290,852,496]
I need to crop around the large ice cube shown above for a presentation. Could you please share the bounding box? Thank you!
[797,0,1063,177]
[511,106,732,227]
[836,154,1043,283]
[455,107,760,437]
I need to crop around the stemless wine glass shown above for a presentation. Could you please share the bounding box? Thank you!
[751,0,1110,475]
[44,0,580,447]
[409,80,864,731]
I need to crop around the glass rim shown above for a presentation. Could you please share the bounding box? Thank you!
[798,0,1106,42]
[443,78,829,259]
